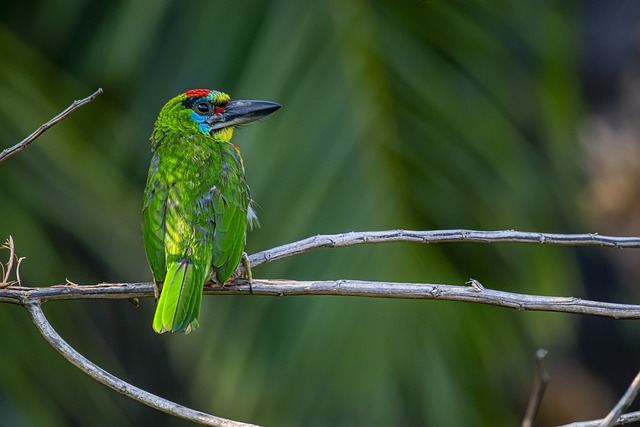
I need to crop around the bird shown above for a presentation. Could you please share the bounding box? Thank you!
[142,88,280,334]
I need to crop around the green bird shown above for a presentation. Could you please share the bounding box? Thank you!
[143,88,280,334]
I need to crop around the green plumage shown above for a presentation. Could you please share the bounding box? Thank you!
[143,89,279,334]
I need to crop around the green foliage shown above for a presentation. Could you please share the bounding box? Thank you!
[0,1,584,425]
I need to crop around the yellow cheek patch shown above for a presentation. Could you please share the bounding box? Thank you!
[212,126,235,142]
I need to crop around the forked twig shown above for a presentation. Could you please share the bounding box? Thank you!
[598,369,640,427]
[0,88,104,163]
[0,236,25,288]
[560,411,640,427]
[24,300,261,427]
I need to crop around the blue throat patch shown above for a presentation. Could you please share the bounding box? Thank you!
[190,111,210,134]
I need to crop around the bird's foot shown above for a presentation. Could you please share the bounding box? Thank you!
[153,279,162,300]
[241,252,253,294]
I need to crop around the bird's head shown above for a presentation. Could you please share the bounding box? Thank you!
[153,88,281,144]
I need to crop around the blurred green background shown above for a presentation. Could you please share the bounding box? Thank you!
[1,1,640,426]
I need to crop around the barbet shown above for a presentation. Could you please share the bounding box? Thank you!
[143,89,280,334]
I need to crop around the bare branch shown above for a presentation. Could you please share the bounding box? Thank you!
[598,370,640,427]
[0,88,104,163]
[521,349,549,427]
[560,411,640,427]
[4,229,640,425]
[3,278,640,319]
[24,300,261,427]
[243,229,640,272]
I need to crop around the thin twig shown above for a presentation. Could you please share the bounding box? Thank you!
[23,300,261,427]
[15,256,25,286]
[3,236,15,283]
[0,236,24,288]
[0,88,104,163]
[3,279,640,319]
[598,370,640,427]
[241,229,640,273]
[521,349,549,427]
[560,411,640,427]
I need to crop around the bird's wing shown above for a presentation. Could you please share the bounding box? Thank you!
[152,174,215,334]
[142,154,168,283]
[209,185,248,283]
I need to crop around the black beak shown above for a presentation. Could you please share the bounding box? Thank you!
[206,100,281,131]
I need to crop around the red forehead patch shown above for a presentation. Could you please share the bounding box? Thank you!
[184,89,211,98]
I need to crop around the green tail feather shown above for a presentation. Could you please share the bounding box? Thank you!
[152,259,205,334]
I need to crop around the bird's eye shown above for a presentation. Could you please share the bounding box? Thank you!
[194,102,211,114]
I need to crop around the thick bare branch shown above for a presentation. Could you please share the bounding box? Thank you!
[0,88,104,163]
[243,229,640,272]
[24,300,261,427]
[3,278,640,319]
